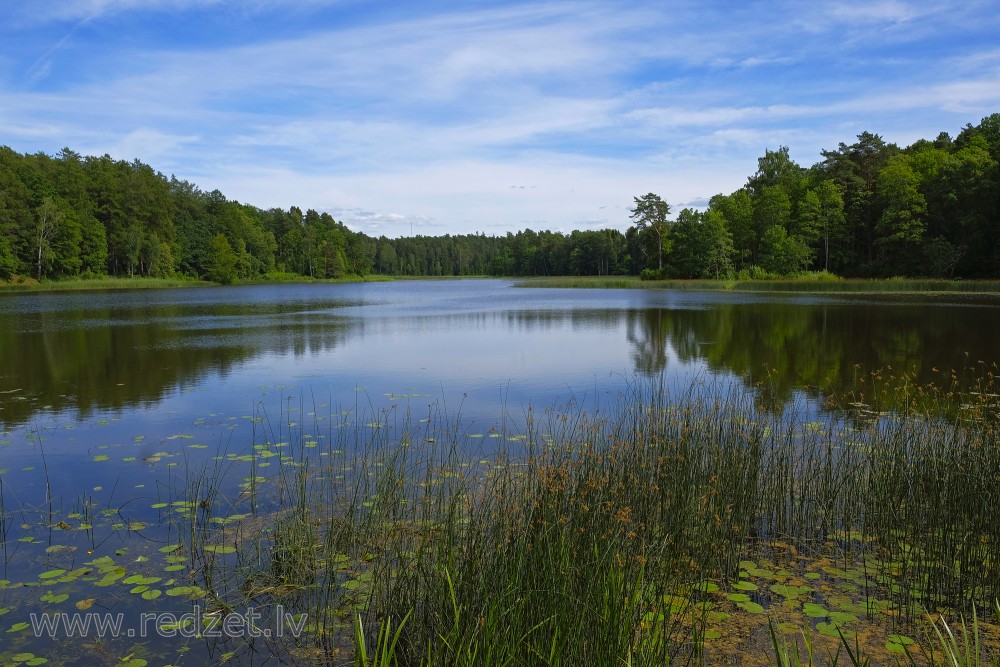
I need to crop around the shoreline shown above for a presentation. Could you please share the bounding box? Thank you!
[7,273,1000,301]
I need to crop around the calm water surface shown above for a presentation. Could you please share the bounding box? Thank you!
[1,279,998,664]
[3,278,1000,496]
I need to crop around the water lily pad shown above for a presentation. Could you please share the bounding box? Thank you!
[771,584,811,601]
[95,568,127,586]
[203,545,236,554]
[165,585,204,598]
[747,568,775,579]
[732,581,758,591]
[817,621,854,638]
[802,603,829,618]
[38,569,67,580]
[828,611,858,624]
[886,641,908,654]
[736,600,765,614]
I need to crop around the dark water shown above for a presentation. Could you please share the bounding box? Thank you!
[1,279,998,664]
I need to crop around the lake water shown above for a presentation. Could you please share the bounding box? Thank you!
[1,279,999,664]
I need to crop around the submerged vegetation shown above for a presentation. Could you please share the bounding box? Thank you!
[4,368,1000,664]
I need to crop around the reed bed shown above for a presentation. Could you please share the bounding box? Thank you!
[516,275,1000,295]
[0,275,206,291]
[170,369,1000,665]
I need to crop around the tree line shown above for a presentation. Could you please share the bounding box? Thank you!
[2,113,998,283]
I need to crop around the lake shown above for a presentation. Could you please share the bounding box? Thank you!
[1,279,999,664]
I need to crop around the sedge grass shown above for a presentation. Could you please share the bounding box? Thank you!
[158,369,1000,665]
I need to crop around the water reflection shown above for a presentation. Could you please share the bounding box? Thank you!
[2,283,999,427]
[0,304,352,426]
[625,298,1000,408]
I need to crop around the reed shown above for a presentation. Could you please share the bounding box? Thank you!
[0,275,207,291]
[162,367,1000,664]
[516,275,1000,296]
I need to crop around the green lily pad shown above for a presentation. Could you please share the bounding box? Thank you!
[818,621,855,638]
[38,569,67,580]
[771,584,811,601]
[736,600,765,614]
[732,580,758,591]
[802,603,829,618]
[203,545,236,554]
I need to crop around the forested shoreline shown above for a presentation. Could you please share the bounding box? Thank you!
[1,113,998,284]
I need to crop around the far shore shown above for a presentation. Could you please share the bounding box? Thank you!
[515,274,1000,297]
[6,273,1000,299]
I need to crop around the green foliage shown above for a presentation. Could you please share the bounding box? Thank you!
[3,113,1000,284]
[758,226,813,275]
[667,208,734,278]
[206,233,239,284]
[0,231,15,280]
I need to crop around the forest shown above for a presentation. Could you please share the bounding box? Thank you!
[1,113,998,283]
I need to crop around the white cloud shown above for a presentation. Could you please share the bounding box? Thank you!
[103,128,201,164]
[2,0,996,237]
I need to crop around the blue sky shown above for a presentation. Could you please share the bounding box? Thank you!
[2,1,998,238]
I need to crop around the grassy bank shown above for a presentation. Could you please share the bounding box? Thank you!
[151,370,1000,665]
[516,275,1000,296]
[0,273,394,292]
[0,275,211,292]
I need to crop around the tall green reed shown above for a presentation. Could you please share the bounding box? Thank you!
[163,367,1000,664]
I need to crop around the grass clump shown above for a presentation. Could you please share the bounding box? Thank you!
[165,370,1000,665]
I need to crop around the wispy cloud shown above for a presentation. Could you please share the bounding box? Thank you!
[1,0,997,236]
